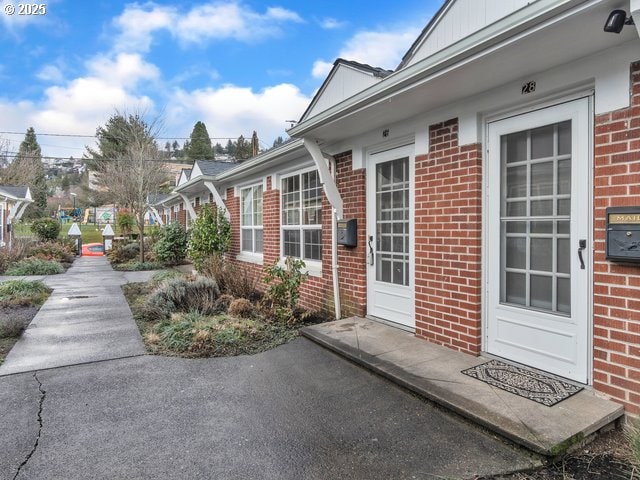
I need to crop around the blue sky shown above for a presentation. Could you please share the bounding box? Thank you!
[0,0,442,158]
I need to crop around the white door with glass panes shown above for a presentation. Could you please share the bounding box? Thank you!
[486,98,590,383]
[367,145,414,328]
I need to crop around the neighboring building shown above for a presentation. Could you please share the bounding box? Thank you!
[0,186,32,246]
[154,0,640,414]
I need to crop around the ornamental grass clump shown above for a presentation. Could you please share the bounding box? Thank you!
[145,277,220,320]
[5,258,64,276]
[0,280,50,306]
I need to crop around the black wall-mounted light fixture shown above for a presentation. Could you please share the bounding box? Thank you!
[604,9,635,33]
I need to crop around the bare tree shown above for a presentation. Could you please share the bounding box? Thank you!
[91,111,169,262]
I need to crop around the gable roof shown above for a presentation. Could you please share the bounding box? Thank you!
[398,0,537,70]
[193,160,236,177]
[147,193,170,205]
[300,58,393,122]
[0,185,31,201]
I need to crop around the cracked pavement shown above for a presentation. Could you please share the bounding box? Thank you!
[0,258,537,479]
[0,339,538,480]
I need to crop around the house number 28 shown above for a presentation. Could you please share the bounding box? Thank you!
[521,81,536,95]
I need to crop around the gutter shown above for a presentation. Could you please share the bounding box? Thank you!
[288,0,586,138]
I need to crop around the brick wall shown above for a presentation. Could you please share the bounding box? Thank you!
[335,151,367,317]
[593,60,640,414]
[222,154,366,317]
[414,118,483,355]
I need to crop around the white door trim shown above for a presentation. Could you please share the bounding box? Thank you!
[483,96,593,384]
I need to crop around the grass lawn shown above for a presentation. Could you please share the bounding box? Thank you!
[13,222,140,243]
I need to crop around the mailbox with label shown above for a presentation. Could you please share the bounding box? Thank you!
[337,219,357,247]
[606,207,640,263]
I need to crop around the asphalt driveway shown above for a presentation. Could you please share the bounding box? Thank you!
[0,338,537,480]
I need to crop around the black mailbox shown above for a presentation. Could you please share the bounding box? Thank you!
[606,207,640,263]
[337,219,357,247]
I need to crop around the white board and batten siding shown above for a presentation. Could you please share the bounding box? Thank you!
[404,0,539,68]
[304,64,386,120]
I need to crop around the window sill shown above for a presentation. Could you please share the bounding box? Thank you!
[279,257,323,277]
[236,252,263,265]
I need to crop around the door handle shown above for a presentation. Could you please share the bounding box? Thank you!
[578,239,586,270]
[368,236,374,266]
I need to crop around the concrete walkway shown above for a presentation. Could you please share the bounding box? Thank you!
[0,257,156,375]
[302,318,625,457]
[0,259,541,479]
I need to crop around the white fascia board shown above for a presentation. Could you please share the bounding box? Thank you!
[288,0,584,138]
[174,175,215,194]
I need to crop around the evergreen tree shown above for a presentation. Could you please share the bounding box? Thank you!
[225,139,235,157]
[214,142,224,155]
[272,136,285,149]
[2,127,47,218]
[235,135,252,161]
[184,121,214,160]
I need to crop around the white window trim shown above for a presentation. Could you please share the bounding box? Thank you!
[280,168,323,268]
[239,183,264,257]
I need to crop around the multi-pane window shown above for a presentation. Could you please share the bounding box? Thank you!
[240,185,263,254]
[281,170,322,261]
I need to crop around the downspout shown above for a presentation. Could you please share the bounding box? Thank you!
[302,138,344,320]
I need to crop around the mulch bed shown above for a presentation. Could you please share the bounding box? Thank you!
[0,305,39,364]
[481,428,638,479]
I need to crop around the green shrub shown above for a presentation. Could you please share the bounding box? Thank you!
[30,218,61,242]
[28,241,75,263]
[262,257,308,324]
[187,205,231,270]
[5,258,64,276]
[117,211,136,237]
[154,222,188,266]
[0,280,50,306]
[145,277,220,320]
[113,261,164,271]
[200,254,258,299]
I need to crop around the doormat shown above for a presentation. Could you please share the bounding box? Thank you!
[461,360,583,407]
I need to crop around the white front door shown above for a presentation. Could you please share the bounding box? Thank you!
[367,145,414,329]
[486,98,591,383]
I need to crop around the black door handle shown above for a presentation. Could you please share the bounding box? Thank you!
[368,236,374,266]
[578,239,586,270]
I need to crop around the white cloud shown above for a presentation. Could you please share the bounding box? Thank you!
[37,65,63,83]
[312,27,420,78]
[86,53,160,88]
[319,17,346,30]
[169,83,310,147]
[113,3,175,53]
[113,2,303,51]
[312,60,333,79]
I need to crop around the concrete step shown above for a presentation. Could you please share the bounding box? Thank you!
[301,317,624,457]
